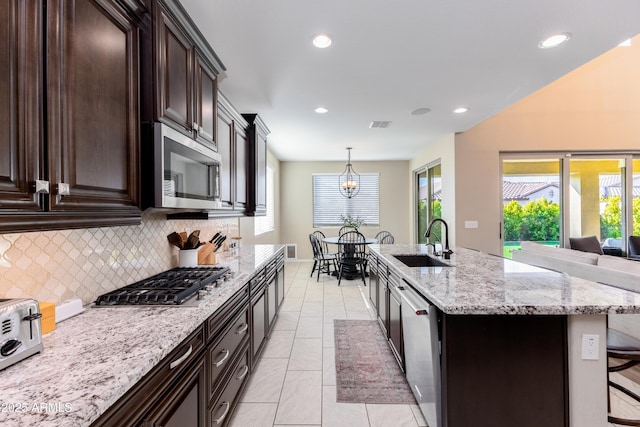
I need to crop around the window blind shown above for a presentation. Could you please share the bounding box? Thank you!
[312,173,380,227]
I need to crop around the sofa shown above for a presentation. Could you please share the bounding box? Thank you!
[512,241,640,338]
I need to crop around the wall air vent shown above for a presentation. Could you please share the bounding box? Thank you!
[369,121,391,129]
[285,244,297,260]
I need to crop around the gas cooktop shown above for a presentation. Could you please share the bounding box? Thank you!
[94,266,231,306]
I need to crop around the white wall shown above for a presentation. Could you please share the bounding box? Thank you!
[453,38,640,255]
[279,160,410,260]
[409,134,457,246]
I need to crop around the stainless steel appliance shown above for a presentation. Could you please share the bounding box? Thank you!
[0,298,44,371]
[144,122,223,211]
[398,283,442,427]
[94,266,231,306]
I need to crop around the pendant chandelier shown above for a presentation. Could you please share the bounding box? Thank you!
[339,147,360,198]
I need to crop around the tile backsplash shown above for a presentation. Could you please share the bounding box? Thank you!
[0,212,238,305]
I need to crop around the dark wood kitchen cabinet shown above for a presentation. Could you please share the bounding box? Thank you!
[387,270,404,369]
[0,0,43,215]
[250,268,268,364]
[215,93,249,214]
[92,324,207,427]
[0,0,145,233]
[440,314,568,427]
[249,247,285,367]
[370,255,402,368]
[376,258,389,337]
[242,114,270,216]
[368,254,380,312]
[143,356,207,427]
[92,284,251,427]
[275,250,286,311]
[151,0,224,150]
[91,251,285,427]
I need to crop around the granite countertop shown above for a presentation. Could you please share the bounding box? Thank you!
[370,244,640,315]
[0,244,283,427]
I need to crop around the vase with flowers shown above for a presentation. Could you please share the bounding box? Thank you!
[340,214,364,229]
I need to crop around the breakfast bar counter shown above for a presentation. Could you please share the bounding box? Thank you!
[371,245,640,315]
[368,244,640,427]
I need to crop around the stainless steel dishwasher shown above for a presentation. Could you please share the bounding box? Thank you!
[398,281,441,427]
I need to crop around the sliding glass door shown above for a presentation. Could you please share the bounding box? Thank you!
[568,157,625,254]
[634,159,640,236]
[501,153,638,258]
[501,157,561,258]
[416,162,441,244]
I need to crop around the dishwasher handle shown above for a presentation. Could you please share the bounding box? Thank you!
[398,284,431,316]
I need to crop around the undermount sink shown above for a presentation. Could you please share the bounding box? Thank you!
[392,254,452,268]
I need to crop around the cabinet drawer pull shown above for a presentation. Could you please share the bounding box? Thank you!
[212,401,230,425]
[57,182,70,196]
[236,323,248,335]
[34,180,50,194]
[213,348,230,367]
[236,364,249,380]
[169,345,193,370]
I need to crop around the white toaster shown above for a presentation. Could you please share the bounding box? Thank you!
[0,298,43,371]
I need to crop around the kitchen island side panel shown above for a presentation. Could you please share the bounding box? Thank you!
[441,314,569,427]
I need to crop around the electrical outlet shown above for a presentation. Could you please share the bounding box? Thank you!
[581,334,599,360]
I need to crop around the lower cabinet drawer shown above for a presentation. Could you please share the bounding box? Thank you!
[208,307,249,397]
[209,345,250,426]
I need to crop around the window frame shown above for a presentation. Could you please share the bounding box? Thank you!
[254,166,275,235]
[312,173,380,228]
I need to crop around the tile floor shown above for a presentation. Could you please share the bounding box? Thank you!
[228,261,427,427]
[228,260,640,427]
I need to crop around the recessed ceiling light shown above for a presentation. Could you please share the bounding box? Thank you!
[315,107,329,114]
[453,107,469,114]
[411,107,431,116]
[312,33,332,48]
[538,33,571,49]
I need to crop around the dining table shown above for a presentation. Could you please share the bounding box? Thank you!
[322,236,378,245]
[323,236,377,280]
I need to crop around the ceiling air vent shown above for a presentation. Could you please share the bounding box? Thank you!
[369,121,391,129]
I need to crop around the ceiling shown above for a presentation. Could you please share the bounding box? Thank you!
[179,0,640,162]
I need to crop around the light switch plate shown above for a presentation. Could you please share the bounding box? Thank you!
[464,220,478,229]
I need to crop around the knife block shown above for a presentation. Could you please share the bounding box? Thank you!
[197,243,217,265]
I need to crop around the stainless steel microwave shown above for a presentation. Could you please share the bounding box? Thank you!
[147,122,222,210]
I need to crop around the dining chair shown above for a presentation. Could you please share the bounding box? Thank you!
[339,225,358,236]
[607,327,640,425]
[337,230,367,286]
[309,233,337,282]
[375,230,395,244]
[312,230,336,257]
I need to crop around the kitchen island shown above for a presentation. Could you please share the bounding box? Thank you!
[0,244,284,427]
[369,244,640,427]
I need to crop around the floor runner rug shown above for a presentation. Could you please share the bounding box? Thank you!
[334,319,416,404]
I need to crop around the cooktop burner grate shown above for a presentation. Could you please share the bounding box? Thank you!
[94,266,231,306]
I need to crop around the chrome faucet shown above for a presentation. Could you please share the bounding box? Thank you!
[424,218,453,259]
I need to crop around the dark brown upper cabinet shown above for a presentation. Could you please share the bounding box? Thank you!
[153,0,223,151]
[0,0,145,234]
[0,0,43,214]
[242,114,270,217]
[214,93,249,215]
